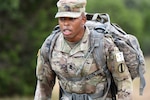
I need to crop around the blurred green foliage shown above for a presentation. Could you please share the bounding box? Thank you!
[0,0,149,97]
[87,0,150,55]
[0,0,57,97]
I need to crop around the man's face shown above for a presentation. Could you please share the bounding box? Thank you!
[58,14,86,42]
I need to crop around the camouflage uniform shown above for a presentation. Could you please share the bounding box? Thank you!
[34,27,133,100]
[34,0,133,100]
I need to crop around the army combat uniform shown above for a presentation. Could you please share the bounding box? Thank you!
[34,27,133,100]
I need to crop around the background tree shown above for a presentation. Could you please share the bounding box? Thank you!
[0,0,57,96]
[87,0,150,55]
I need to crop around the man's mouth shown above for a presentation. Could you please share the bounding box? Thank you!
[63,29,72,36]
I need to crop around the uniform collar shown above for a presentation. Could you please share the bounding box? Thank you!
[55,26,90,55]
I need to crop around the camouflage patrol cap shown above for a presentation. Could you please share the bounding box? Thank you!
[55,0,87,18]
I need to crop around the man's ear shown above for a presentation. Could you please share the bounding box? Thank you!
[82,13,87,25]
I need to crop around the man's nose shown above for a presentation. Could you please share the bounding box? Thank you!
[64,20,70,26]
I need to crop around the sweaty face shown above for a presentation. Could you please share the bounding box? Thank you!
[58,15,86,42]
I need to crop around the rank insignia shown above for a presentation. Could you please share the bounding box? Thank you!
[118,63,125,73]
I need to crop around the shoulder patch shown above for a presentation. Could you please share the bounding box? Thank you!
[118,63,126,73]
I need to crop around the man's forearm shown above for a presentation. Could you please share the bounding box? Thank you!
[34,81,51,100]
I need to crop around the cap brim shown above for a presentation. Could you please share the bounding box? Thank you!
[55,12,82,18]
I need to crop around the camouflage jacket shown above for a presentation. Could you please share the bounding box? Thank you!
[34,27,133,100]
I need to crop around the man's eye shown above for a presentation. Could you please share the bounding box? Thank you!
[59,17,77,21]
[69,18,76,21]
[59,17,65,21]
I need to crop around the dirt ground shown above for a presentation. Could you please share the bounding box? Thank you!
[52,57,150,100]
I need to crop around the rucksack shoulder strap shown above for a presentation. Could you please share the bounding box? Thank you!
[90,28,106,67]
[40,25,60,63]
[90,28,115,100]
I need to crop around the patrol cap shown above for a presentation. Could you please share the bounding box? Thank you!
[55,0,87,18]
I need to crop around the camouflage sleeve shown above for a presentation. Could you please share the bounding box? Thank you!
[104,35,133,100]
[34,49,56,100]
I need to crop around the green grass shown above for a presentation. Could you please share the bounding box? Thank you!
[0,97,33,100]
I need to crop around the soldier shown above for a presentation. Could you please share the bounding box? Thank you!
[34,0,133,100]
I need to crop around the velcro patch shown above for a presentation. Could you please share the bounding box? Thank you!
[116,52,124,62]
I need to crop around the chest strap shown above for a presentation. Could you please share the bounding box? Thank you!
[60,85,104,99]
[57,67,104,82]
